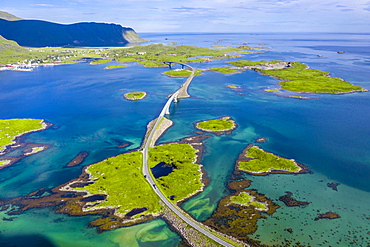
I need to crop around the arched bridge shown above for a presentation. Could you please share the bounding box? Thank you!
[163,61,195,99]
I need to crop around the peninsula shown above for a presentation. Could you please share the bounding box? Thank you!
[0,118,49,168]
[0,119,47,154]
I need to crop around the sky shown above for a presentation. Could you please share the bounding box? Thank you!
[2,0,370,33]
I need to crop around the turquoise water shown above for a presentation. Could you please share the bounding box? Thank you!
[1,33,370,246]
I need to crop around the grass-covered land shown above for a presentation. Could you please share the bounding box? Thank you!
[123,92,146,100]
[0,37,264,71]
[115,57,141,63]
[0,37,110,66]
[229,60,367,93]
[148,143,204,203]
[207,67,239,74]
[0,36,29,65]
[0,119,46,152]
[195,117,236,132]
[229,192,267,210]
[162,69,203,77]
[73,143,203,217]
[105,64,127,69]
[229,60,284,67]
[107,44,244,64]
[74,151,163,218]
[90,59,112,65]
[238,146,301,173]
[137,60,168,67]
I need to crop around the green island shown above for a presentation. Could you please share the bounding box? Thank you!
[162,69,202,77]
[115,57,141,63]
[123,92,147,101]
[229,60,367,94]
[105,43,245,64]
[148,143,204,202]
[73,151,163,218]
[0,119,46,154]
[72,143,203,219]
[90,59,112,65]
[137,60,168,67]
[229,191,267,210]
[105,64,127,69]
[238,145,303,174]
[206,66,239,74]
[195,117,236,133]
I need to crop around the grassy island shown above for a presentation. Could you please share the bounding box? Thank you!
[162,69,202,77]
[238,145,302,174]
[73,151,163,218]
[72,143,203,218]
[195,117,236,133]
[137,60,168,67]
[149,143,204,203]
[0,119,46,153]
[229,60,367,94]
[207,67,239,74]
[107,44,245,64]
[115,57,141,63]
[90,59,112,65]
[230,191,268,211]
[105,64,127,69]
[123,92,147,101]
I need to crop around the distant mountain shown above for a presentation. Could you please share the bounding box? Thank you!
[0,12,146,47]
[0,11,23,21]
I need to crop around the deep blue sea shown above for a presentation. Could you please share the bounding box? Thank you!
[0,33,369,247]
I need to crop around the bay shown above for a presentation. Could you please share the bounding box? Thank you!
[0,32,369,246]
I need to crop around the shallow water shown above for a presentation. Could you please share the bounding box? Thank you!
[1,32,369,246]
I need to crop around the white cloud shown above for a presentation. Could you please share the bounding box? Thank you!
[33,4,54,7]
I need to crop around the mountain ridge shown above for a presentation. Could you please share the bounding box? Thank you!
[0,11,23,21]
[0,11,146,47]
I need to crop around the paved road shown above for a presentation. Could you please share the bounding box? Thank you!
[166,62,195,98]
[141,63,235,247]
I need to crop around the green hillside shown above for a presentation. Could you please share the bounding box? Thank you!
[0,36,30,65]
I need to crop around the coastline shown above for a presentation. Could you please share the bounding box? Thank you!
[0,134,212,232]
[0,120,51,156]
